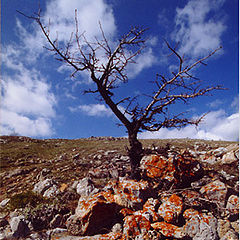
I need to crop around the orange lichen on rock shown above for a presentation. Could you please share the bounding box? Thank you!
[151,221,185,238]
[200,180,227,208]
[68,190,121,236]
[226,195,239,215]
[141,155,176,181]
[111,177,150,210]
[183,208,199,220]
[158,194,183,223]
[123,214,151,239]
[142,198,160,222]
[120,208,134,217]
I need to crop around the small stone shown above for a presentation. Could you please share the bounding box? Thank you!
[151,221,185,238]
[0,198,10,208]
[226,195,239,216]
[43,184,59,198]
[111,223,122,233]
[217,219,231,238]
[33,178,54,195]
[220,230,239,240]
[222,151,238,164]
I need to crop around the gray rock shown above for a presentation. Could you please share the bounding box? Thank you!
[33,178,54,195]
[220,230,239,240]
[10,215,30,238]
[200,180,228,209]
[0,198,10,208]
[76,177,98,197]
[184,212,218,240]
[43,184,59,198]
[111,223,122,233]
[50,214,62,228]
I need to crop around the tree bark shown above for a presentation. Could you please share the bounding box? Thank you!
[128,129,144,180]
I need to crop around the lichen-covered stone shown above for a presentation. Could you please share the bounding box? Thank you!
[67,190,121,236]
[111,177,151,210]
[226,195,239,216]
[151,221,185,238]
[122,214,151,239]
[140,155,175,181]
[200,180,227,209]
[158,194,183,223]
[183,210,218,240]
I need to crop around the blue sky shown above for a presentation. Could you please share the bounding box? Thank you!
[1,0,239,140]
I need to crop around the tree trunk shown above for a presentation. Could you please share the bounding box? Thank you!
[128,131,144,180]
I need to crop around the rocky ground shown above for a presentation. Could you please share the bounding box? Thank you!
[0,136,238,239]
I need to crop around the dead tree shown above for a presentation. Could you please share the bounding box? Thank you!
[21,10,223,179]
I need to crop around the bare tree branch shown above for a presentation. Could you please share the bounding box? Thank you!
[19,9,224,179]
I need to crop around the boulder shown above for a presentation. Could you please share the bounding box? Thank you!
[111,177,151,210]
[140,155,175,181]
[10,215,30,238]
[33,178,55,195]
[200,180,228,209]
[158,194,183,223]
[140,154,203,187]
[67,190,121,236]
[183,209,218,240]
[122,214,151,239]
[76,177,99,197]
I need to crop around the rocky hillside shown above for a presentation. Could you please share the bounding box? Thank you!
[0,136,238,239]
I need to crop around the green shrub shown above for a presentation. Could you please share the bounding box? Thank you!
[8,191,47,210]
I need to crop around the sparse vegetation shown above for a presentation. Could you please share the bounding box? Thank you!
[8,191,48,211]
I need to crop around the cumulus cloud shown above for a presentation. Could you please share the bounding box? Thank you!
[127,48,157,78]
[139,109,239,141]
[69,104,113,117]
[208,99,224,108]
[43,0,116,42]
[1,41,56,137]
[173,0,226,58]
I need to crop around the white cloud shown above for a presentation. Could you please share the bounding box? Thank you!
[208,99,224,108]
[1,44,56,137]
[231,95,239,111]
[173,0,226,58]
[42,0,116,43]
[127,48,157,78]
[69,104,113,117]
[0,109,53,137]
[139,109,239,141]
[2,72,55,118]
